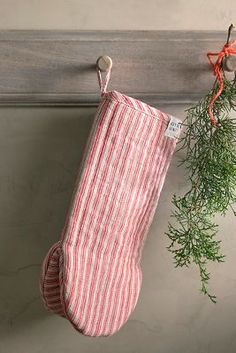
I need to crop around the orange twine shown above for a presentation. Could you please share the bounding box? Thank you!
[207,39,236,126]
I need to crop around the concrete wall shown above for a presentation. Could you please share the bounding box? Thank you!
[0,1,236,353]
[0,0,235,30]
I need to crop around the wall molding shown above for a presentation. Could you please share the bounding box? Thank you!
[0,30,232,106]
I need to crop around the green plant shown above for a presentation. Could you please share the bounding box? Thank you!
[165,70,236,303]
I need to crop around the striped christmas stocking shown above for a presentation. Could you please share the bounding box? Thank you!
[39,66,182,337]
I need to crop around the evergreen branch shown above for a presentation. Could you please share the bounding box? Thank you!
[165,73,236,302]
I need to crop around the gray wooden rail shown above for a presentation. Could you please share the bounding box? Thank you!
[0,30,232,106]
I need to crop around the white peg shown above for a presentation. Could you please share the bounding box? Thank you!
[223,55,236,72]
[96,55,113,72]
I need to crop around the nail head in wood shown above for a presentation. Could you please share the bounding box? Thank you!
[96,55,113,72]
[223,55,236,72]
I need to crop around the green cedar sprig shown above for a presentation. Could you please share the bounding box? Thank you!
[165,72,236,303]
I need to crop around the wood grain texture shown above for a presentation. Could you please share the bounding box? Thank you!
[0,30,233,106]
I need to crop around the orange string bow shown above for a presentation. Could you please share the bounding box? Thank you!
[207,39,236,126]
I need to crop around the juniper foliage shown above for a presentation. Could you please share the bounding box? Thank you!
[165,73,236,303]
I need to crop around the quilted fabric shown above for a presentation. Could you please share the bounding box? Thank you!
[39,71,182,337]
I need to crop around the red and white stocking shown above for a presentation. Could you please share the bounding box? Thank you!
[40,66,182,336]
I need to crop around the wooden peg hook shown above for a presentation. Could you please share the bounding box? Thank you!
[223,55,236,72]
[96,55,113,72]
[223,23,236,72]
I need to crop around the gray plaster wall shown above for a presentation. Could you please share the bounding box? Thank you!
[1,105,236,353]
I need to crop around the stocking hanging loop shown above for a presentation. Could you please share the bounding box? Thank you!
[96,55,113,95]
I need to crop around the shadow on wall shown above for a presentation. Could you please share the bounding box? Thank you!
[0,106,95,337]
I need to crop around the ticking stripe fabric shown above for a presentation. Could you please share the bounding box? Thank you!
[39,69,182,337]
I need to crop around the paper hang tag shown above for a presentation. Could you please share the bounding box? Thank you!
[164,115,182,139]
